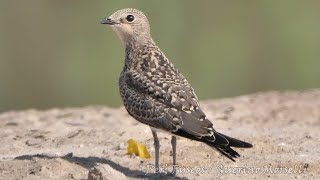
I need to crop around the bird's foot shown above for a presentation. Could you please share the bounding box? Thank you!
[171,166,177,177]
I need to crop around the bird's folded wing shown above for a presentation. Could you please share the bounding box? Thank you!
[126,70,215,137]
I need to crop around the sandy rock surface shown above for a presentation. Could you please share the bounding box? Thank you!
[0,90,319,179]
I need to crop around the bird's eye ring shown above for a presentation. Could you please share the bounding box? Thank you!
[126,15,135,22]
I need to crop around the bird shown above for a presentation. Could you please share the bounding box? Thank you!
[100,8,253,175]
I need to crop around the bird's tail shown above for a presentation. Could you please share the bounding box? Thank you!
[204,131,253,162]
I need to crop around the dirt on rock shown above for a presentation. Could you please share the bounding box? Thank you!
[0,90,319,179]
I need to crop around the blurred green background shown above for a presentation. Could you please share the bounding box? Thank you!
[0,0,319,112]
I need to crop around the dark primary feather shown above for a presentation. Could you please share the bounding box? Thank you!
[204,131,252,161]
[119,42,252,161]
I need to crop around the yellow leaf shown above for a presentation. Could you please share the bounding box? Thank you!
[127,139,151,159]
[127,139,139,155]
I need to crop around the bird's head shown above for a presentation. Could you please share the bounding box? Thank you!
[101,8,151,47]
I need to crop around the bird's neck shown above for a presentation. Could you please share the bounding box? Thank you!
[125,33,155,48]
[124,35,156,68]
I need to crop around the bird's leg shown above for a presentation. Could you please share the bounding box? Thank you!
[171,136,177,176]
[151,129,160,173]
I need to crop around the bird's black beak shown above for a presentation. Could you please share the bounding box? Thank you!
[100,18,115,25]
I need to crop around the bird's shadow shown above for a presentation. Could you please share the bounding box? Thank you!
[14,153,186,180]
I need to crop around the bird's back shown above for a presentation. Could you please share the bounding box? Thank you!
[119,41,211,133]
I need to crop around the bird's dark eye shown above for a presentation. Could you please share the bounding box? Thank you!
[126,15,135,22]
